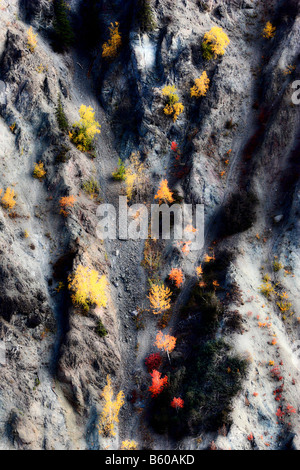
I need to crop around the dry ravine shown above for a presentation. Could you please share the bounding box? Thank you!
[0,0,299,451]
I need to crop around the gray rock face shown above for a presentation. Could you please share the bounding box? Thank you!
[0,0,299,450]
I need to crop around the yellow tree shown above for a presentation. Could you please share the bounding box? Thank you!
[0,187,16,210]
[203,27,230,58]
[196,265,203,278]
[190,71,210,98]
[263,22,276,39]
[98,375,125,437]
[68,265,108,311]
[27,26,38,52]
[155,330,176,362]
[121,440,138,450]
[70,105,101,152]
[33,162,46,180]
[102,22,122,59]
[124,152,148,201]
[148,284,172,314]
[162,85,184,122]
[154,179,174,204]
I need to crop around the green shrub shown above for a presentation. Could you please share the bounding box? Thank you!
[96,320,108,338]
[273,260,283,272]
[82,178,100,199]
[55,94,69,132]
[137,0,156,32]
[53,0,74,52]
[202,42,214,61]
[112,158,126,181]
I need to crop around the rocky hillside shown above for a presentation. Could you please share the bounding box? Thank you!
[0,0,299,450]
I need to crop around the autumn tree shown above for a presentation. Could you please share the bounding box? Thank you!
[124,152,149,201]
[121,440,138,450]
[27,27,38,52]
[155,330,176,362]
[154,179,174,204]
[0,187,16,210]
[171,397,184,410]
[33,162,46,180]
[162,85,184,122]
[149,369,168,397]
[98,375,125,437]
[202,27,230,59]
[68,265,108,311]
[102,22,122,59]
[171,141,178,152]
[145,353,162,372]
[196,265,203,278]
[59,195,76,217]
[190,71,210,98]
[169,268,184,288]
[148,284,172,314]
[263,22,276,39]
[70,105,101,152]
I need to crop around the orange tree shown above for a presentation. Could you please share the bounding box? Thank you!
[154,179,174,204]
[149,369,168,397]
[155,330,176,362]
[169,268,184,288]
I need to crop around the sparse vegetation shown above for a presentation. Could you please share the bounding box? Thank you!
[259,279,274,298]
[82,178,100,199]
[273,259,283,272]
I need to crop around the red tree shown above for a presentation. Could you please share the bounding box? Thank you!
[171,141,178,152]
[145,353,162,372]
[149,370,168,397]
[171,397,184,410]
